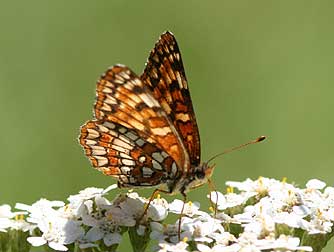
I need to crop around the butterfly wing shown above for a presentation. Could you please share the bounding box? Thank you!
[80,120,179,188]
[93,65,189,170]
[79,65,192,189]
[140,31,201,168]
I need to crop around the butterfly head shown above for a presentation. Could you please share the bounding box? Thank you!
[183,162,216,192]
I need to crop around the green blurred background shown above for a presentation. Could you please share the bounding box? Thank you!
[1,1,334,251]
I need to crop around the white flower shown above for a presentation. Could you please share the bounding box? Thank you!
[209,231,237,246]
[9,218,35,233]
[273,211,309,229]
[236,232,262,252]
[306,179,326,190]
[227,177,290,199]
[107,192,146,226]
[85,220,122,247]
[27,216,84,251]
[182,215,224,243]
[256,235,312,251]
[0,218,11,232]
[104,206,136,227]
[148,196,169,221]
[67,185,116,216]
[15,199,64,225]
[158,240,189,252]
[197,243,240,252]
[0,204,26,218]
[208,191,250,210]
[150,221,179,243]
[0,179,332,251]
[169,199,202,217]
[307,216,333,234]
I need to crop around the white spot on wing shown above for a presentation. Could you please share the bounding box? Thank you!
[101,103,111,111]
[171,162,178,175]
[151,127,171,136]
[152,152,164,163]
[119,135,134,146]
[119,127,127,134]
[136,138,145,147]
[175,71,183,89]
[95,156,108,166]
[142,167,154,177]
[175,113,190,122]
[91,146,106,155]
[103,121,116,129]
[119,71,130,80]
[152,160,162,170]
[104,95,117,105]
[113,138,132,150]
[125,131,138,141]
[139,156,146,163]
[120,152,132,159]
[123,82,134,90]
[85,139,96,145]
[161,152,169,158]
[97,124,109,133]
[113,78,124,84]
[121,166,131,174]
[112,145,129,154]
[102,87,113,93]
[122,159,135,166]
[87,129,99,139]
[139,93,160,108]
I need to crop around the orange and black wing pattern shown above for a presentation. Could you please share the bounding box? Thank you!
[79,32,200,191]
[93,65,188,169]
[141,32,201,168]
[80,120,179,188]
[80,65,190,188]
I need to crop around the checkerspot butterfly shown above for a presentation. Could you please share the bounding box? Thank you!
[79,31,264,198]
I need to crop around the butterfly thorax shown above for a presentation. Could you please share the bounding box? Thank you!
[166,162,215,195]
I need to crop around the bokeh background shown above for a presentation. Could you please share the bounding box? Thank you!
[1,1,334,251]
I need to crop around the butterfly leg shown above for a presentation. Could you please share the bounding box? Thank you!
[139,188,171,222]
[178,192,187,241]
[208,179,219,217]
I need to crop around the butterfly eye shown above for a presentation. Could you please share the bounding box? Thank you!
[195,170,205,180]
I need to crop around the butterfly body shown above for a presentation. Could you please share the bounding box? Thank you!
[80,32,214,196]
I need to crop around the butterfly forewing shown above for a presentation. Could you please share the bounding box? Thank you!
[141,32,201,168]
[93,65,188,169]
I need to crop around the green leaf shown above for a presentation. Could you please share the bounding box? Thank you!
[0,232,10,252]
[128,226,150,252]
[8,230,31,252]
[275,223,295,237]
[300,228,334,252]
[98,239,119,252]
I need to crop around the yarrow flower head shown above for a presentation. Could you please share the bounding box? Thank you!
[1,178,334,251]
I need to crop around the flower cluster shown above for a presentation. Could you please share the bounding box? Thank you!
[0,178,334,252]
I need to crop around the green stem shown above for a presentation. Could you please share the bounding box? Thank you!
[128,226,150,252]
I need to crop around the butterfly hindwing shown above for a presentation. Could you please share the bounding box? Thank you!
[80,120,179,188]
[141,32,201,168]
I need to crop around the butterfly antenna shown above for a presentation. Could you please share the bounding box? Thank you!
[207,136,266,164]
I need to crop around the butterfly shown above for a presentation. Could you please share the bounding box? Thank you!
[79,31,265,200]
[79,31,215,199]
